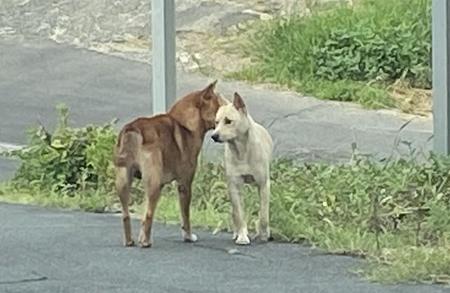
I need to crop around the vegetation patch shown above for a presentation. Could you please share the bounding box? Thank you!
[230,0,431,114]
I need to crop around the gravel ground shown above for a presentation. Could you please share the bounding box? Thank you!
[0,0,344,74]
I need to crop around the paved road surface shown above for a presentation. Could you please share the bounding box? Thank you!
[0,203,447,293]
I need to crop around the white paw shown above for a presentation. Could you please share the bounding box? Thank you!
[232,232,238,240]
[182,230,198,243]
[255,227,271,242]
[235,234,250,245]
[253,233,269,242]
[189,233,198,242]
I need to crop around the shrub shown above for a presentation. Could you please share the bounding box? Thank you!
[312,0,431,87]
[5,104,117,195]
[234,0,431,107]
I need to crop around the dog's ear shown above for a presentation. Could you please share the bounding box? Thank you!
[233,92,247,115]
[201,80,218,100]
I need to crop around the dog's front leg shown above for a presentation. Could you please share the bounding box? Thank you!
[228,180,250,245]
[257,179,271,242]
[178,180,198,243]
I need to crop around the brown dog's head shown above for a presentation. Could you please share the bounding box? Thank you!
[169,80,226,133]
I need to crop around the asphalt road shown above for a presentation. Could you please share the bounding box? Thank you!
[1,203,447,293]
[0,38,433,181]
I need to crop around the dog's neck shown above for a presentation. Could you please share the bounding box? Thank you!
[227,126,252,160]
[192,123,209,151]
[169,101,209,138]
[186,119,210,142]
[174,117,210,162]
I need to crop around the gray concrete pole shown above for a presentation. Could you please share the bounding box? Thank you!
[151,0,176,114]
[432,0,450,154]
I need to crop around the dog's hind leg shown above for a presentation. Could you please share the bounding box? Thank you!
[257,179,271,242]
[138,151,162,248]
[178,174,198,243]
[228,180,250,245]
[116,167,134,247]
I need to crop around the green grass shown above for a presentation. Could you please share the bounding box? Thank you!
[230,0,431,110]
[0,183,113,212]
[231,69,395,108]
[366,247,450,284]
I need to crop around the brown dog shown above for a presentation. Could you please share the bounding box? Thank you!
[114,81,224,248]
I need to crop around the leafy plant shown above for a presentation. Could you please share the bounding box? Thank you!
[231,0,431,109]
[4,104,117,195]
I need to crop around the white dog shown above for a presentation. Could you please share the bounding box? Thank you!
[211,92,273,245]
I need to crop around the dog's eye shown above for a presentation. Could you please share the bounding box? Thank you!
[215,120,219,125]
[225,118,232,125]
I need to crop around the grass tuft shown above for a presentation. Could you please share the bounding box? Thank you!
[230,0,431,112]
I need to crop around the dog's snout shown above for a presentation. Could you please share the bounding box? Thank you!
[211,133,221,142]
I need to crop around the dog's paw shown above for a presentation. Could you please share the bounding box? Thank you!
[252,233,270,242]
[138,231,152,248]
[232,232,238,240]
[235,234,250,245]
[139,241,152,248]
[124,239,135,247]
[253,230,272,242]
[184,234,198,243]
[182,230,198,243]
[260,234,270,242]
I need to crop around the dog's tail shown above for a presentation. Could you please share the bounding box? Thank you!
[114,126,142,167]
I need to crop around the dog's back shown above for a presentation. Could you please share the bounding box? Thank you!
[114,114,187,180]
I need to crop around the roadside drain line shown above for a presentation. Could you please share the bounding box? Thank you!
[0,142,24,152]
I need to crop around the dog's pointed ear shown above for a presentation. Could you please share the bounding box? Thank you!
[233,92,247,115]
[201,80,218,100]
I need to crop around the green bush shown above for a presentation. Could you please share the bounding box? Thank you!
[233,0,431,107]
[312,0,431,87]
[5,104,117,195]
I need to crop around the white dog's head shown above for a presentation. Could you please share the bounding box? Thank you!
[211,92,250,143]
